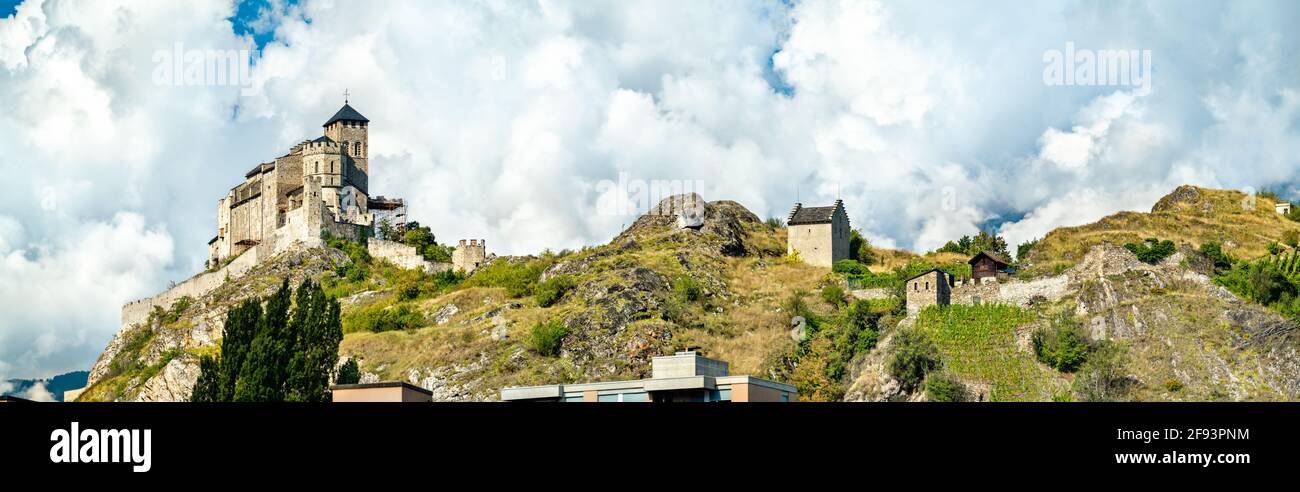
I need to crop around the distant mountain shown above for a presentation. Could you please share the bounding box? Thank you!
[2,371,89,402]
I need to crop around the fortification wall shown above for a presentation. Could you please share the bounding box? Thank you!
[120,242,266,329]
[950,274,1069,308]
[368,239,452,273]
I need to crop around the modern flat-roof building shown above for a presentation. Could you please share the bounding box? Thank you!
[331,381,433,402]
[501,352,798,402]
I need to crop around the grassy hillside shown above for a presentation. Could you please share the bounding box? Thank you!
[1025,186,1299,275]
[81,185,1300,402]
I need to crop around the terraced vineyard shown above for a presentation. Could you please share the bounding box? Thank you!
[915,304,1069,401]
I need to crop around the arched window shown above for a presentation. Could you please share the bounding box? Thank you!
[315,163,319,174]
[354,142,362,156]
[342,141,349,155]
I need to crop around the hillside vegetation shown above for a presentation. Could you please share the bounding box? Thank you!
[82,185,1300,402]
[1024,186,1300,275]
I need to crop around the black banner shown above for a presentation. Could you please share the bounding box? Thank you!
[1,403,1290,480]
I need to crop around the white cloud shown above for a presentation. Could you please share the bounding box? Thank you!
[19,381,58,402]
[1,0,1298,378]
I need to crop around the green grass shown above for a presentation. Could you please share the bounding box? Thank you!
[914,304,1069,401]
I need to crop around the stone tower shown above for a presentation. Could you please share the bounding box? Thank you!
[905,269,952,315]
[786,199,850,267]
[453,239,487,273]
[323,102,370,174]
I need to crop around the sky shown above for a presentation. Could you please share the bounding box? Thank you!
[0,0,1298,380]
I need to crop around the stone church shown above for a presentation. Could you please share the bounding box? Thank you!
[207,102,392,268]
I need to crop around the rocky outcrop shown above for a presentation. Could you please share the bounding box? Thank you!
[132,356,201,402]
[614,194,761,257]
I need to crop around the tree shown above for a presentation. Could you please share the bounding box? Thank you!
[336,359,360,385]
[888,330,940,393]
[935,230,1011,260]
[376,218,396,241]
[1017,238,1039,263]
[849,229,877,265]
[190,278,344,402]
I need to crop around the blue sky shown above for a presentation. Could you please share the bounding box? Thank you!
[0,0,1297,381]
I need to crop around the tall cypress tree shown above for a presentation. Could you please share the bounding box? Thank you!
[190,278,343,402]
[235,280,292,402]
[286,279,343,402]
[217,297,261,401]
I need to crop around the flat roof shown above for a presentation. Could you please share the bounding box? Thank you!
[501,375,797,401]
[331,381,432,396]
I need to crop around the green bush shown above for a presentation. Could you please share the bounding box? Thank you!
[527,319,569,357]
[1124,238,1176,264]
[160,296,193,324]
[820,283,845,307]
[888,329,940,393]
[673,275,703,303]
[765,217,784,229]
[466,260,545,298]
[1284,230,1300,249]
[336,359,360,385]
[535,275,575,307]
[833,259,869,275]
[1031,316,1090,372]
[925,374,968,402]
[1072,340,1129,402]
[1268,241,1283,255]
[343,303,425,333]
[1199,242,1235,274]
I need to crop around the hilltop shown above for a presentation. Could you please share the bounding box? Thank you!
[78,185,1300,402]
[1023,185,1300,275]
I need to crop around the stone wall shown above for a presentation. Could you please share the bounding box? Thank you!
[789,223,831,266]
[120,241,267,329]
[368,239,452,273]
[949,274,1070,308]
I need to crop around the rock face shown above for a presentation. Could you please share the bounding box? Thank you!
[132,356,201,402]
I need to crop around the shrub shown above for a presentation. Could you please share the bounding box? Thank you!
[888,330,940,393]
[1268,241,1283,255]
[1031,316,1090,372]
[1124,238,1176,264]
[343,304,425,333]
[673,275,703,303]
[1284,230,1300,249]
[466,260,545,298]
[925,374,968,402]
[820,283,845,307]
[161,296,193,324]
[527,319,569,357]
[832,259,869,275]
[1072,340,1129,402]
[535,275,575,307]
[1164,378,1183,392]
[336,359,360,385]
[765,217,784,229]
[1199,242,1235,274]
